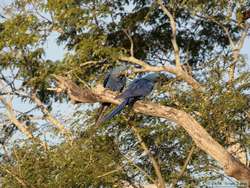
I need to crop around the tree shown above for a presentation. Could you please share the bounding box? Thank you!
[0,0,250,187]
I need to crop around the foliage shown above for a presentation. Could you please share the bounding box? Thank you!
[0,0,249,187]
[1,134,126,187]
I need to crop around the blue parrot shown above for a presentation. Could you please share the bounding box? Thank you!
[98,73,160,125]
[95,66,127,125]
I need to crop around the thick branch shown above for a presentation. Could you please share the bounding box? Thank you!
[52,75,250,184]
[119,56,202,90]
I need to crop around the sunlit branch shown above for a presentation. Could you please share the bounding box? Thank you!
[123,29,134,57]
[0,95,46,149]
[156,0,181,69]
[119,55,202,90]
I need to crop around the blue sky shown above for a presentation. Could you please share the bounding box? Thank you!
[241,37,250,63]
[43,32,65,61]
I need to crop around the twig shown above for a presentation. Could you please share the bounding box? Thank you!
[123,155,156,184]
[65,61,98,75]
[129,121,165,188]
[123,29,134,57]
[156,0,181,69]
[172,144,195,187]
[97,165,124,178]
[79,61,98,67]
[73,73,91,90]
[119,55,202,90]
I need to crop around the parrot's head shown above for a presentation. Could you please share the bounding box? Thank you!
[143,73,161,82]
[111,65,128,77]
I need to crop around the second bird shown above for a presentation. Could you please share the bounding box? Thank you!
[95,66,127,125]
[98,73,160,125]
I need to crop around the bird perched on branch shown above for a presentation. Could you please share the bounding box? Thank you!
[97,73,160,125]
[95,65,127,125]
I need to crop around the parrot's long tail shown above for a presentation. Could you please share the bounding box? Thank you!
[97,99,129,125]
[95,103,110,126]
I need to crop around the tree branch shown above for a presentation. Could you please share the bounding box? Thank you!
[229,24,250,84]
[0,96,46,149]
[123,29,134,57]
[227,133,247,166]
[51,75,250,184]
[97,166,123,178]
[119,55,202,90]
[182,14,249,164]
[156,0,181,69]
[197,15,250,85]
[129,122,165,188]
[123,155,156,185]
[196,14,235,48]
[31,94,73,142]
[172,144,195,187]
